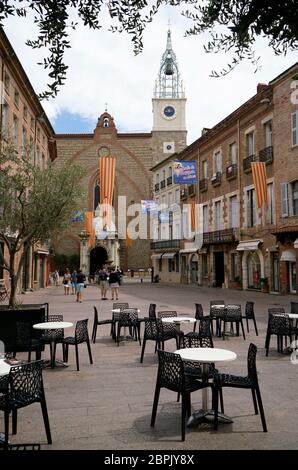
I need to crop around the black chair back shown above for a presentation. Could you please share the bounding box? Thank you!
[9,361,44,406]
[245,301,255,319]
[195,303,203,320]
[75,319,89,343]
[144,318,158,340]
[149,304,156,319]
[247,343,258,383]
[157,350,184,392]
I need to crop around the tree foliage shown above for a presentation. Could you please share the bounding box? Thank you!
[0,139,84,306]
[0,1,297,98]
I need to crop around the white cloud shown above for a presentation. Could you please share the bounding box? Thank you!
[3,4,297,143]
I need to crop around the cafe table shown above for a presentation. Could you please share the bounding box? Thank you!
[33,321,73,368]
[175,347,237,426]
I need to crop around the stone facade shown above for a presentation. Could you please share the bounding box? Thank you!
[0,28,56,292]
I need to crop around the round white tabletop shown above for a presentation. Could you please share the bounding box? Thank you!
[211,304,225,309]
[162,316,196,324]
[33,321,73,330]
[174,347,237,363]
[288,313,298,320]
[111,309,140,314]
[0,359,11,377]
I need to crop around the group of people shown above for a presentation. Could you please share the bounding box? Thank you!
[62,268,86,303]
[95,266,123,301]
[58,265,123,303]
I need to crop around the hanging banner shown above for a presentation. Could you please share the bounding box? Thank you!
[141,200,158,214]
[251,162,268,208]
[173,161,197,184]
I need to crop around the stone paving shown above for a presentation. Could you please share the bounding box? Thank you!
[2,280,298,450]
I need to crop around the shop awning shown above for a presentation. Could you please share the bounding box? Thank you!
[236,240,262,251]
[294,238,298,249]
[280,250,296,262]
[162,253,176,259]
[151,254,163,260]
[179,248,198,254]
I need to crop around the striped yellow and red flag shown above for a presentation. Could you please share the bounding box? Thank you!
[84,211,95,248]
[99,157,116,228]
[251,162,268,209]
[190,201,198,232]
[99,157,116,206]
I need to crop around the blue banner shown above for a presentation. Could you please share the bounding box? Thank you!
[141,200,158,214]
[72,210,84,222]
[173,161,197,184]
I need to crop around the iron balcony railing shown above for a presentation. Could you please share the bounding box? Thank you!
[203,228,239,245]
[243,154,257,171]
[226,163,237,179]
[160,180,166,189]
[150,240,181,250]
[259,146,273,164]
[211,172,222,186]
[188,184,196,196]
[199,178,208,192]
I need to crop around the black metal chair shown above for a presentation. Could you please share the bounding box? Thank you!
[213,343,267,432]
[0,361,52,447]
[0,443,41,450]
[265,309,292,355]
[151,349,216,441]
[14,322,43,362]
[111,303,129,340]
[140,318,160,363]
[221,305,246,340]
[116,308,141,346]
[157,312,184,349]
[148,303,157,319]
[62,319,93,371]
[91,306,113,343]
[210,301,225,336]
[39,314,65,364]
[242,301,258,335]
[185,316,213,347]
[193,303,204,332]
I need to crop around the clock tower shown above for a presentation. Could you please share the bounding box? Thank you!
[152,28,187,163]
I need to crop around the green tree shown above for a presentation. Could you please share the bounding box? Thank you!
[0,139,84,307]
[0,1,297,98]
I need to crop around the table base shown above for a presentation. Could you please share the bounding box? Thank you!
[187,409,233,427]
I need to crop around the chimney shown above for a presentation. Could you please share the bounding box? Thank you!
[257,83,268,93]
[201,127,210,136]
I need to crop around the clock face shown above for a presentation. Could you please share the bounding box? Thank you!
[163,105,176,118]
[98,146,110,157]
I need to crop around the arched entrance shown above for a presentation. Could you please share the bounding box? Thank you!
[247,252,261,289]
[190,253,198,284]
[89,246,108,275]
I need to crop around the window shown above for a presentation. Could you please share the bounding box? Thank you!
[22,127,27,152]
[281,181,298,217]
[37,127,40,141]
[264,120,273,147]
[1,101,9,132]
[231,253,239,281]
[247,188,256,227]
[168,192,172,206]
[162,169,166,181]
[12,114,18,145]
[30,116,34,129]
[174,222,180,239]
[213,151,222,174]
[267,183,274,224]
[246,131,255,157]
[214,201,221,231]
[175,188,180,204]
[229,195,238,228]
[202,160,207,178]
[168,166,172,177]
[168,258,175,272]
[203,205,209,233]
[229,143,237,164]
[14,90,20,107]
[94,180,100,210]
[4,72,10,93]
[23,105,28,121]
[292,111,298,147]
[156,173,159,184]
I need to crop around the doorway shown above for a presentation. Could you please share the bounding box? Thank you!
[190,254,198,284]
[214,252,224,287]
[90,246,108,276]
[289,262,297,293]
[271,252,280,292]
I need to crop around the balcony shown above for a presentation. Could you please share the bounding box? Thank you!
[243,154,257,172]
[259,146,273,164]
[150,240,181,250]
[199,178,208,192]
[167,176,173,186]
[160,180,166,189]
[180,188,188,199]
[211,172,222,187]
[188,184,196,197]
[226,163,237,180]
[203,228,239,245]
[154,183,160,192]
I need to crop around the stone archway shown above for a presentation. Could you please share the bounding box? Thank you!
[242,249,264,290]
[89,246,108,275]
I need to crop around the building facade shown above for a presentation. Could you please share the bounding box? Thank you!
[0,28,56,292]
[54,29,187,275]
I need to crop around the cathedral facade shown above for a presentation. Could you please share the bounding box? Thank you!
[53,30,187,275]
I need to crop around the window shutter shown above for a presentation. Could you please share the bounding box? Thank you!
[281,183,289,217]
[292,111,298,146]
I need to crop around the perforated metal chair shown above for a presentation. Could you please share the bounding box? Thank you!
[193,303,204,332]
[265,309,292,355]
[243,301,258,335]
[91,306,113,343]
[62,319,93,371]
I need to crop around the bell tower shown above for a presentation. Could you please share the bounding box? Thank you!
[152,28,187,162]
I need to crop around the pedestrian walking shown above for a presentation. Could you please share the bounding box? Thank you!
[63,268,71,295]
[76,268,86,303]
[53,270,59,286]
[71,270,77,294]
[108,267,120,301]
[98,267,108,300]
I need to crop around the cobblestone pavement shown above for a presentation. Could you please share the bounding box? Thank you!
[3,281,298,450]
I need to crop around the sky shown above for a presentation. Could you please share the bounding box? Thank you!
[3,3,298,145]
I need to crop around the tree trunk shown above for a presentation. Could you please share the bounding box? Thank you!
[8,251,17,308]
